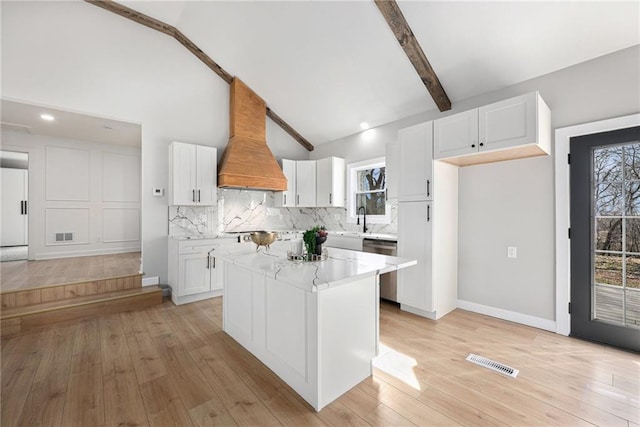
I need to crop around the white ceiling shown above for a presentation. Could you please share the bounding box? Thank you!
[1,99,142,147]
[123,0,640,144]
[2,1,639,147]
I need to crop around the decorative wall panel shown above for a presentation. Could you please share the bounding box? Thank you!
[103,208,140,242]
[45,208,90,245]
[45,146,90,201]
[102,152,140,202]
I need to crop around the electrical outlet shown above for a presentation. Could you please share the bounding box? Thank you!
[507,246,517,258]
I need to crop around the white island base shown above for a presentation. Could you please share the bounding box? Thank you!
[223,262,378,411]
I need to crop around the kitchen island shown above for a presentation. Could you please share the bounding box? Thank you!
[216,242,416,411]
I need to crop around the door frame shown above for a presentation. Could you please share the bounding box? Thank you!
[555,113,640,336]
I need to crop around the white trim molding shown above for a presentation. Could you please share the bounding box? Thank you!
[554,113,640,336]
[457,299,556,333]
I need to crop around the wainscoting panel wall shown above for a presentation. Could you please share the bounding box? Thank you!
[45,146,90,201]
[102,208,140,243]
[102,152,140,202]
[44,208,90,245]
[2,130,141,260]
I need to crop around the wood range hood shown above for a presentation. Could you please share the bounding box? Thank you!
[217,78,288,191]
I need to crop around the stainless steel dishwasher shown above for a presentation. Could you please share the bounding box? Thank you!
[363,238,398,302]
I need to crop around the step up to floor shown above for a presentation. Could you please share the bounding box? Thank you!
[1,285,163,337]
[1,274,143,310]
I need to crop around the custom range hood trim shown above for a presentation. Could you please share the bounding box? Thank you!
[218,78,288,191]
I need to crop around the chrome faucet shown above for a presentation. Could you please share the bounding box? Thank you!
[357,206,368,233]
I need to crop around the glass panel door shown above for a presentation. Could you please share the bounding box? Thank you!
[570,126,640,352]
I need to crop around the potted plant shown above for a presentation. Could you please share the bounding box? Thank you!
[303,226,328,256]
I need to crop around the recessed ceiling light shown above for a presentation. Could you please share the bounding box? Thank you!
[360,122,370,130]
[40,113,55,122]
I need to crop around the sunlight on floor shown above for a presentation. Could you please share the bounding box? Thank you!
[372,342,421,391]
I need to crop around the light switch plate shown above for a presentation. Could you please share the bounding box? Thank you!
[153,188,164,197]
[507,246,517,258]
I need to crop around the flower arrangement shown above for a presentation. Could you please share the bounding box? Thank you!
[303,225,328,256]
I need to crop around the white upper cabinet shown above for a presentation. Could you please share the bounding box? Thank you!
[296,160,316,207]
[316,157,345,207]
[433,91,551,167]
[196,145,217,205]
[169,142,217,206]
[275,157,345,208]
[385,143,399,202]
[398,121,434,202]
[274,159,297,207]
[433,109,478,159]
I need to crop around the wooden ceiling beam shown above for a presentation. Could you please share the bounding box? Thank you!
[374,0,451,112]
[85,0,314,151]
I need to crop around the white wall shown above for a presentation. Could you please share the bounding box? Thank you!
[314,45,640,322]
[1,2,308,281]
[1,130,142,259]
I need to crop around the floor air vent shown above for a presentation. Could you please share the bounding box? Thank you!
[465,353,519,378]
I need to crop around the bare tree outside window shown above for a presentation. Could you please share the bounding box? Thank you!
[356,167,386,215]
[593,142,640,327]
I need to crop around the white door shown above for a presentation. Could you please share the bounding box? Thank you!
[399,121,434,202]
[433,109,479,159]
[479,92,536,152]
[296,160,316,207]
[397,201,433,312]
[196,145,217,205]
[170,142,197,205]
[1,168,28,246]
[181,253,211,295]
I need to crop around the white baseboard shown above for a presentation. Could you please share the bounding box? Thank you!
[142,276,160,286]
[400,304,437,320]
[457,299,556,333]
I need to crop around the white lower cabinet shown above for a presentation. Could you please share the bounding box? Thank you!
[397,161,458,319]
[168,238,224,305]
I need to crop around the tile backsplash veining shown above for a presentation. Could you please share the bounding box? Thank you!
[168,206,216,237]
[169,189,397,237]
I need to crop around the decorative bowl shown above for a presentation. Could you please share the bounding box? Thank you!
[250,231,278,250]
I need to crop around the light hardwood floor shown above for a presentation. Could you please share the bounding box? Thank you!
[0,252,141,291]
[1,298,638,426]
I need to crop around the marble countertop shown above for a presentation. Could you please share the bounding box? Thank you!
[215,241,415,292]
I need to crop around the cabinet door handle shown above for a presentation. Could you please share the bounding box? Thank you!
[427,205,431,222]
[479,142,484,147]
[427,180,430,197]
[212,256,216,269]
[471,144,476,148]
[192,189,195,203]
[329,193,332,204]
[284,194,287,205]
[297,194,300,205]
[20,201,23,215]
[198,189,201,202]
[23,201,27,215]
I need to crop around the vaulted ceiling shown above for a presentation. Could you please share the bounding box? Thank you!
[3,1,639,147]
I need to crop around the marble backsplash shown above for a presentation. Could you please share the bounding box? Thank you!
[169,189,398,237]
